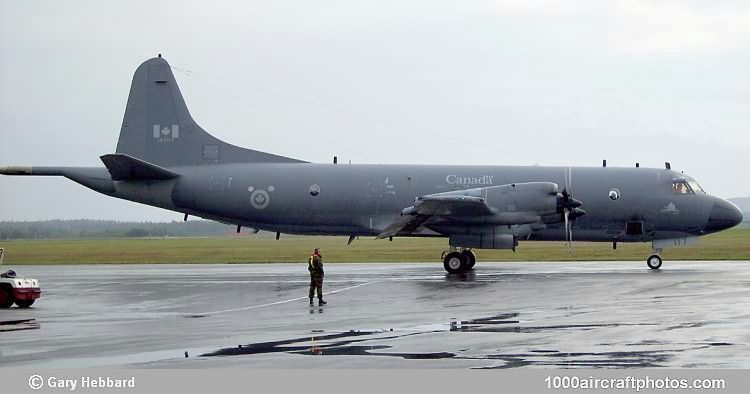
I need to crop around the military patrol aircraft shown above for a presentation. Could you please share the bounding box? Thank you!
[1,56,743,273]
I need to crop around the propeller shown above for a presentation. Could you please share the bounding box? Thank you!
[557,167,586,250]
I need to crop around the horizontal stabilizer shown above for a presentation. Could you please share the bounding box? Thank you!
[100,154,179,181]
[0,166,33,175]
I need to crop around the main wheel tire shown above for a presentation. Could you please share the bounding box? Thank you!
[0,287,14,308]
[15,299,35,308]
[443,252,466,274]
[647,254,663,270]
[461,250,476,269]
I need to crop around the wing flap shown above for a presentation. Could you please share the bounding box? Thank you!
[376,214,430,239]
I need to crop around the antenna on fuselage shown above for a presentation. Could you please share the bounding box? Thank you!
[665,162,671,170]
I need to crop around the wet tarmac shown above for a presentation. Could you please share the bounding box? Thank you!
[1,261,749,368]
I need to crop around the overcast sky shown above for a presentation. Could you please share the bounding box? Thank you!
[1,0,749,222]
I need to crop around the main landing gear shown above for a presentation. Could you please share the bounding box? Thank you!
[442,248,476,274]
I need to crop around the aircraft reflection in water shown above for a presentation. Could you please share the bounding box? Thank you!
[1,56,742,273]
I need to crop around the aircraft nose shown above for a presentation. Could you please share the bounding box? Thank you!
[704,198,743,233]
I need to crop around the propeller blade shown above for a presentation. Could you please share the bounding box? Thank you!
[561,167,579,252]
[568,218,574,251]
[567,166,573,192]
[563,207,570,245]
[570,207,587,219]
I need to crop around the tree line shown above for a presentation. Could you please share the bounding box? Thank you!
[0,220,233,240]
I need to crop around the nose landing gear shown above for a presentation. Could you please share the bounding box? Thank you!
[647,254,663,270]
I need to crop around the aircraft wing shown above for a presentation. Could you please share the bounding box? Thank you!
[377,182,563,239]
[376,195,493,239]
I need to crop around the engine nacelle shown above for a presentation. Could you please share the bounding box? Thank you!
[483,182,559,217]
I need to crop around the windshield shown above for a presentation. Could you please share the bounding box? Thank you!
[671,177,705,194]
[672,180,691,194]
[688,180,704,193]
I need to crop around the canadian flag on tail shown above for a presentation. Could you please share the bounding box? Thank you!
[153,124,179,142]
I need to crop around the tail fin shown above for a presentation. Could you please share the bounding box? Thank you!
[116,55,305,167]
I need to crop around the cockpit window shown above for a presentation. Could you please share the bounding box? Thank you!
[672,176,706,195]
[672,181,692,194]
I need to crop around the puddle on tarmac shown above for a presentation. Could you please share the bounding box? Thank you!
[0,318,40,332]
[201,312,731,368]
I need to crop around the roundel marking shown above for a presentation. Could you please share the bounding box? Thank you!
[250,190,271,209]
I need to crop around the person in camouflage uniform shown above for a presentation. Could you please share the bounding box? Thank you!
[308,248,327,306]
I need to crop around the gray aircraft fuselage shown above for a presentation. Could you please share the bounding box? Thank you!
[23,162,738,243]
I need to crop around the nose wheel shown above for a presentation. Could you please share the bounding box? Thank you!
[442,249,476,274]
[647,254,663,270]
